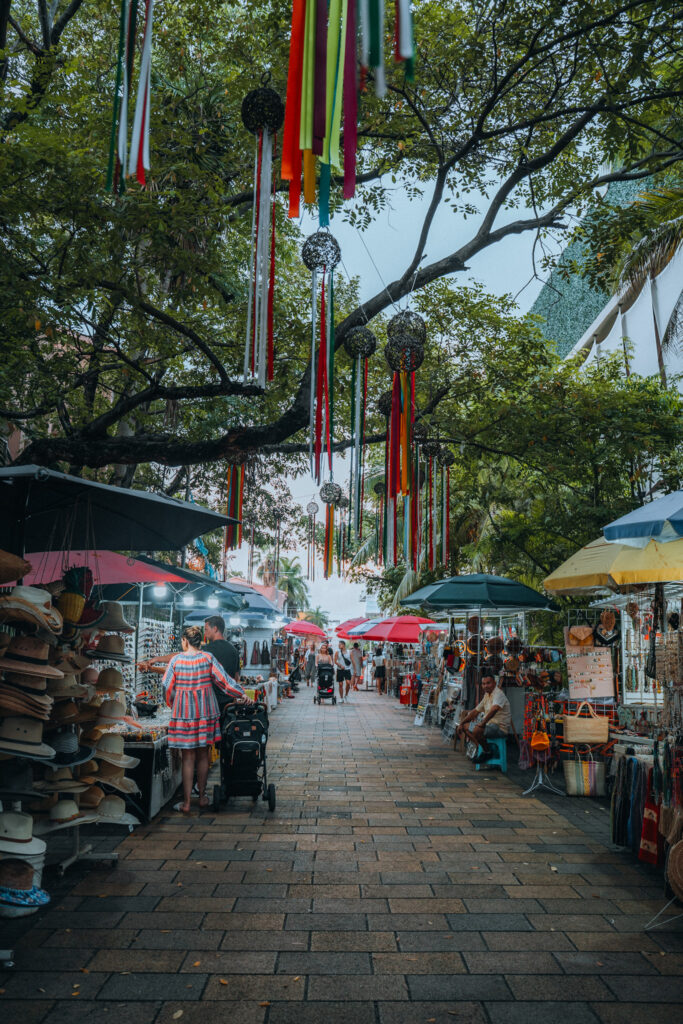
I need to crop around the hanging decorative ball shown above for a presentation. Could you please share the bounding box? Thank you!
[301,231,341,272]
[338,495,350,511]
[320,481,342,505]
[413,420,428,442]
[422,439,442,458]
[377,390,394,417]
[438,448,455,467]
[306,501,319,516]
[343,326,377,359]
[384,335,425,373]
[241,78,285,135]
[387,310,427,346]
[373,481,386,497]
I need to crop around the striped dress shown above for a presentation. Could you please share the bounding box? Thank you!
[163,651,245,749]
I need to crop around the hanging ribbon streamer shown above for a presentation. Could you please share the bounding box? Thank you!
[301,231,341,483]
[344,327,377,540]
[438,450,454,566]
[128,0,154,184]
[224,464,245,551]
[241,82,285,388]
[320,482,341,579]
[306,501,319,580]
[107,0,140,193]
[394,0,416,80]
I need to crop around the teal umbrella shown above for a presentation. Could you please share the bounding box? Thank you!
[400,573,557,612]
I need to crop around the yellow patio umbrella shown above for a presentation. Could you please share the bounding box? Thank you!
[543,536,683,594]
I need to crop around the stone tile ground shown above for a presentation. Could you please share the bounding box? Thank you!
[2,689,682,1023]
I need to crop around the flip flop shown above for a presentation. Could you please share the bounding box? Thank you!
[173,802,191,815]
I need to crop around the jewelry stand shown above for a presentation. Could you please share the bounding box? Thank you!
[644,897,683,931]
[522,759,565,797]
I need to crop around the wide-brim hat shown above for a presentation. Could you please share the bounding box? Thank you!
[96,698,126,726]
[92,762,139,794]
[0,692,52,720]
[35,765,89,793]
[80,784,105,809]
[95,668,125,693]
[666,840,683,903]
[0,634,64,678]
[0,717,56,760]
[46,674,89,700]
[95,733,139,769]
[0,550,32,585]
[96,794,139,827]
[94,603,136,634]
[3,670,51,695]
[0,810,47,856]
[34,798,97,834]
[50,650,90,675]
[0,586,63,635]
[86,635,131,663]
[0,760,44,800]
[49,731,96,768]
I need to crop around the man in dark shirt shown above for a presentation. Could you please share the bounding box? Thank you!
[203,615,240,710]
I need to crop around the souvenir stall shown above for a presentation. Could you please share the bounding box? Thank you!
[0,465,231,938]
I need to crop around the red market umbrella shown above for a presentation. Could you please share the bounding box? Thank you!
[336,617,368,639]
[360,615,436,644]
[18,550,188,586]
[284,620,327,638]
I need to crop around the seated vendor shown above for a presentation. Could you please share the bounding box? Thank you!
[456,673,511,764]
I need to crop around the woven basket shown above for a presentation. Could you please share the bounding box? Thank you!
[563,748,606,797]
[0,550,32,585]
[56,590,86,625]
[563,701,609,744]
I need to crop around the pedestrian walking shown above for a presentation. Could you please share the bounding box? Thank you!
[163,625,250,814]
[305,642,317,686]
[334,640,353,703]
[373,645,386,695]
[349,641,364,691]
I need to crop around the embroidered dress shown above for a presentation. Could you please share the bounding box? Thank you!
[163,651,245,749]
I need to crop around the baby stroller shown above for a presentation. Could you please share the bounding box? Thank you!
[213,701,276,812]
[315,662,336,705]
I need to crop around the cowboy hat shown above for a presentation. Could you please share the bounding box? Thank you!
[0,858,50,908]
[0,716,55,760]
[34,765,89,793]
[87,634,131,663]
[96,698,126,726]
[46,674,88,700]
[49,650,90,675]
[0,759,44,800]
[49,727,96,768]
[95,732,139,769]
[0,586,63,634]
[34,798,97,834]
[0,810,46,856]
[80,785,105,809]
[94,603,135,635]
[91,760,139,794]
[0,635,64,678]
[46,699,95,729]
[0,687,53,720]
[96,667,124,693]
[96,793,139,827]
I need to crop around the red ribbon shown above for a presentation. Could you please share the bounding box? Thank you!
[282,0,306,216]
[251,131,264,374]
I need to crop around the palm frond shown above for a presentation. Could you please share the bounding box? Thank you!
[391,569,421,611]
[617,187,683,290]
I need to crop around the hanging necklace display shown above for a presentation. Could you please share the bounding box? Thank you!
[422,439,441,571]
[344,326,377,539]
[107,0,155,193]
[384,311,425,566]
[373,481,386,566]
[302,231,342,482]
[437,448,454,569]
[377,390,393,565]
[306,501,319,581]
[281,0,415,220]
[320,481,342,579]
[242,79,285,388]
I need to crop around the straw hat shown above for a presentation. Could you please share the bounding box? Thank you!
[3,669,50,695]
[95,603,135,635]
[0,635,64,678]
[0,717,55,760]
[96,698,126,726]
[92,761,139,794]
[0,858,50,908]
[81,666,99,686]
[0,760,44,800]
[0,810,46,856]
[50,650,90,675]
[96,667,124,693]
[46,674,88,700]
[29,792,59,813]
[0,586,63,634]
[77,759,99,784]
[87,634,131,663]
[80,785,105,809]
[96,794,139,827]
[0,684,53,720]
[95,732,139,769]
[49,727,95,767]
[666,840,683,903]
[34,798,97,833]
[35,765,89,793]
[0,550,32,585]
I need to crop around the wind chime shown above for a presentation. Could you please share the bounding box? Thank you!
[302,231,341,483]
[437,447,454,568]
[281,0,416,221]
[241,80,285,387]
[384,311,425,566]
[343,326,377,540]
[421,438,441,571]
[106,0,155,192]
[320,481,342,579]
[337,494,350,575]
[306,501,319,581]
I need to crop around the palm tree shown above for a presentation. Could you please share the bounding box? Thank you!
[618,186,683,290]
[301,605,330,629]
[257,552,310,615]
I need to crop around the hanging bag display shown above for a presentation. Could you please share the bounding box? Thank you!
[563,700,610,744]
[530,720,550,752]
[563,745,606,797]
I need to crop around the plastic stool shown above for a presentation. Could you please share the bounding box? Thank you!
[475,736,507,772]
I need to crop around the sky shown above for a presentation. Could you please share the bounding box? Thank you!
[229,182,561,624]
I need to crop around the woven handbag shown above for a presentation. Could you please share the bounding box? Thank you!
[563,701,609,744]
[563,747,606,797]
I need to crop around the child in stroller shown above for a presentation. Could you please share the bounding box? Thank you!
[315,661,336,705]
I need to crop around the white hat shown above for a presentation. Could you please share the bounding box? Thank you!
[34,799,97,833]
[0,810,46,855]
[0,586,63,634]
[0,716,55,759]
[95,732,139,769]
[96,698,126,726]
[35,766,89,794]
[96,794,139,827]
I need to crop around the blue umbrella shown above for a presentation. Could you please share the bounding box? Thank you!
[603,491,683,547]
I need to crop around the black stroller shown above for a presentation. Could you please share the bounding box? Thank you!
[213,701,276,812]
[315,662,336,705]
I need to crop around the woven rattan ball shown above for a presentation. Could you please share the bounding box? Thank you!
[338,495,350,511]
[343,326,377,359]
[413,421,428,442]
[320,481,342,505]
[241,87,285,135]
[373,481,386,497]
[422,440,442,458]
[384,336,424,373]
[301,231,341,272]
[377,390,394,417]
[306,501,319,515]
[438,448,455,467]
[387,310,426,346]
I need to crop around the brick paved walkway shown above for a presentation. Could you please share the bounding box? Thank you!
[2,690,682,1023]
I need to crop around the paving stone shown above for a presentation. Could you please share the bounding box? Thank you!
[202,974,306,1000]
[310,931,398,951]
[554,951,658,974]
[307,975,409,1000]
[378,1003,488,1024]
[565,932,661,952]
[1,971,107,999]
[96,973,207,1001]
[132,930,223,950]
[284,912,367,930]
[277,951,372,974]
[592,1004,683,1023]
[42,1002,161,1024]
[397,932,486,951]
[88,950,184,973]
[180,951,276,973]
[526,914,614,931]
[267,1003,376,1024]
[602,975,683,1001]
[39,929,138,950]
[462,898,543,914]
[485,1002,601,1024]
[10,948,95,971]
[0,1002,51,1024]
[465,951,562,973]
[156,1003,265,1024]
[505,976,613,1001]
[205,912,284,930]
[408,974,512,1001]
[373,951,466,973]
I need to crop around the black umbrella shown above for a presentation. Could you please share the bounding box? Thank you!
[0,465,234,555]
[400,573,558,612]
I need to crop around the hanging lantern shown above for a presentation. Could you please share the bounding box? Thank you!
[106,0,155,193]
[303,231,342,483]
[320,481,342,579]
[344,326,377,541]
[306,500,319,581]
[242,77,285,388]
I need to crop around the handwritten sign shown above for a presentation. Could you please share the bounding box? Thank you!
[566,647,614,699]
[414,683,436,726]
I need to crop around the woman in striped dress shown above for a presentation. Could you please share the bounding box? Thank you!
[163,625,250,814]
